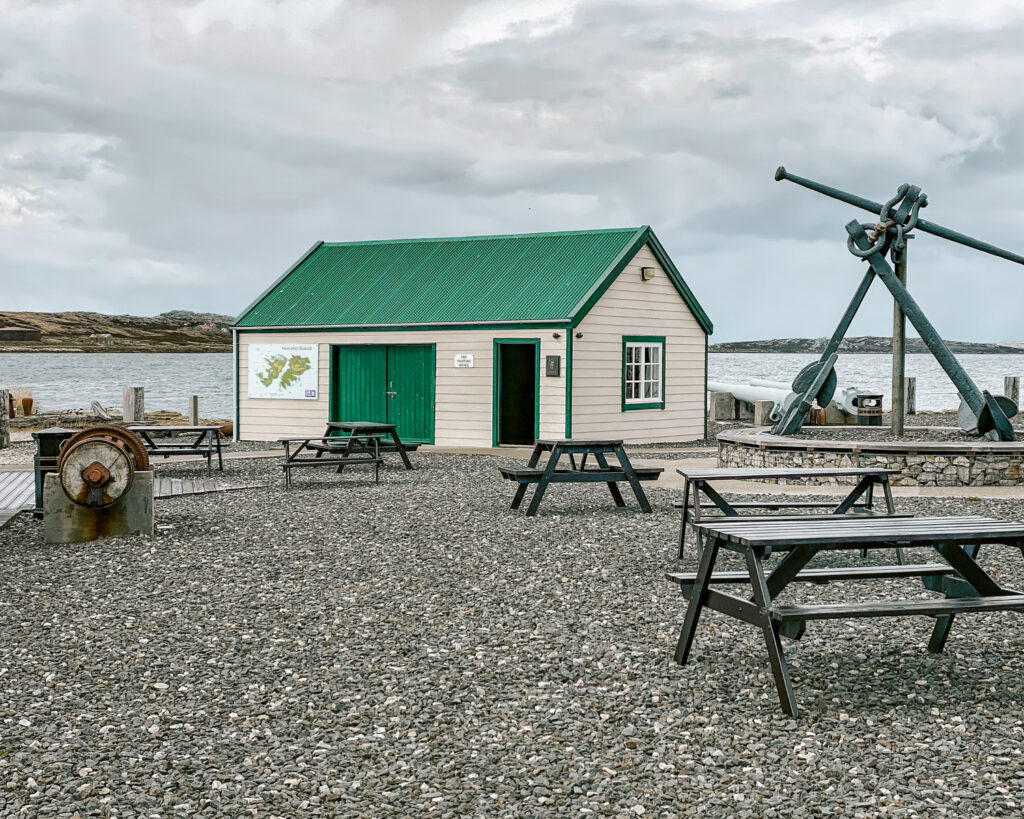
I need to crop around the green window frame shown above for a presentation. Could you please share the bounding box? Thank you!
[622,336,665,410]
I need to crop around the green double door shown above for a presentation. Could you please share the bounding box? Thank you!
[330,344,435,443]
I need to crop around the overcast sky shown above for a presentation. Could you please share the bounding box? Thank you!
[3,0,1024,341]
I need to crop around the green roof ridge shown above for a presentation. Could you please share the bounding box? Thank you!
[319,226,643,247]
[234,225,711,334]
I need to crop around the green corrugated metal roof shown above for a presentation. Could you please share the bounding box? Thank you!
[235,226,712,333]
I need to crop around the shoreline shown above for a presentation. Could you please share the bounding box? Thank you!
[0,346,231,354]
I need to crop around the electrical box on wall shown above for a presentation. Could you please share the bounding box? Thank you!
[545,355,561,377]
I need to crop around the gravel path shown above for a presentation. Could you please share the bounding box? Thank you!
[1,454,1023,816]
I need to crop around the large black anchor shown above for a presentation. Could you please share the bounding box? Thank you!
[772,168,1022,441]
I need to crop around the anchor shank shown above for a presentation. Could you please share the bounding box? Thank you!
[846,220,985,414]
[822,268,875,360]
[777,167,1024,266]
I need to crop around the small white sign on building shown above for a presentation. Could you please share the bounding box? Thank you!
[453,354,475,368]
[248,343,319,399]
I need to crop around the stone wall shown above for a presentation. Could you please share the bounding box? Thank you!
[719,437,1024,487]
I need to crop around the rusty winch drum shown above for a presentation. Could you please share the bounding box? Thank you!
[57,425,150,509]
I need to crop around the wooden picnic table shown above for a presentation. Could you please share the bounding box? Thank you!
[316,421,417,469]
[498,439,662,516]
[666,515,1024,716]
[128,425,224,476]
[676,466,899,559]
[278,434,383,488]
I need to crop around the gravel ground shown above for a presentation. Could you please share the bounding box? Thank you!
[1,454,1023,817]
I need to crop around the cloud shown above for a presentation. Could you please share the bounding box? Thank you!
[1,0,1023,341]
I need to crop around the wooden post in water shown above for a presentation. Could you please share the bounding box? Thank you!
[123,386,145,423]
[0,390,9,449]
[1006,376,1020,406]
[904,377,916,415]
[187,395,199,426]
[890,250,907,435]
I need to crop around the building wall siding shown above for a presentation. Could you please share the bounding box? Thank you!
[238,329,566,445]
[237,242,708,447]
[572,244,706,443]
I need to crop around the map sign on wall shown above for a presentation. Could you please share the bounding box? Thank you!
[247,343,319,400]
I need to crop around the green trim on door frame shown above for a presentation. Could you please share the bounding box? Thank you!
[621,335,666,411]
[492,338,541,447]
[564,329,573,438]
[233,330,240,441]
[704,335,709,440]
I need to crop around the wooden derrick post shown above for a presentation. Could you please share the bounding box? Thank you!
[904,377,916,415]
[891,250,907,435]
[1006,377,1020,406]
[0,389,9,449]
[123,386,145,423]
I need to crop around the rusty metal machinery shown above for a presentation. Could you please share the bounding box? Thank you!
[57,425,149,508]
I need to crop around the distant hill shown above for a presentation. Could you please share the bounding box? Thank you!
[0,310,234,353]
[710,336,1024,355]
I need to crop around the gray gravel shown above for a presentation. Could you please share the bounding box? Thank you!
[1,453,1023,816]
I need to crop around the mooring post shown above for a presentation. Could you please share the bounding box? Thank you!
[1006,377,1020,406]
[0,389,9,449]
[891,250,907,435]
[905,377,916,415]
[187,394,199,426]
[123,386,145,423]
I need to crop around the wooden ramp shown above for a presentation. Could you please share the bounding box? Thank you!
[0,471,34,530]
[154,477,266,499]
[0,472,263,529]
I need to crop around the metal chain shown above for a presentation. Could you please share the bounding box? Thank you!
[847,183,928,261]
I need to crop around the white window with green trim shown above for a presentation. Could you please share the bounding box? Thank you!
[622,336,665,410]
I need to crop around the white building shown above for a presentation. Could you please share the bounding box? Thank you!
[232,226,712,446]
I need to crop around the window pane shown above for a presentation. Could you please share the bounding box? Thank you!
[624,341,663,404]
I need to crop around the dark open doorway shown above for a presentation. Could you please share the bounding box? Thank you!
[495,340,538,445]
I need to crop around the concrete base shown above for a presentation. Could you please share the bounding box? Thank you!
[753,400,775,426]
[709,391,735,421]
[44,471,154,544]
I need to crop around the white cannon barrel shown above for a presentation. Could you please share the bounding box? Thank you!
[708,382,791,405]
[749,378,793,391]
[708,381,793,422]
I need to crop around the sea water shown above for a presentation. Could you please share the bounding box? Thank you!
[710,353,1024,411]
[1,351,1022,419]
[0,353,234,418]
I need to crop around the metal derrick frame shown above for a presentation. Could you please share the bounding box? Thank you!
[771,167,1023,442]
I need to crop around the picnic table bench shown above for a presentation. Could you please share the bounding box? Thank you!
[278,434,383,488]
[676,466,900,559]
[499,439,662,516]
[128,425,224,476]
[315,421,418,469]
[666,515,1024,716]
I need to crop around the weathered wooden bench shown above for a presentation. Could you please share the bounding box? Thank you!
[499,439,663,516]
[669,515,1024,717]
[320,421,418,469]
[278,435,383,488]
[129,425,224,476]
[498,465,664,483]
[675,466,901,560]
